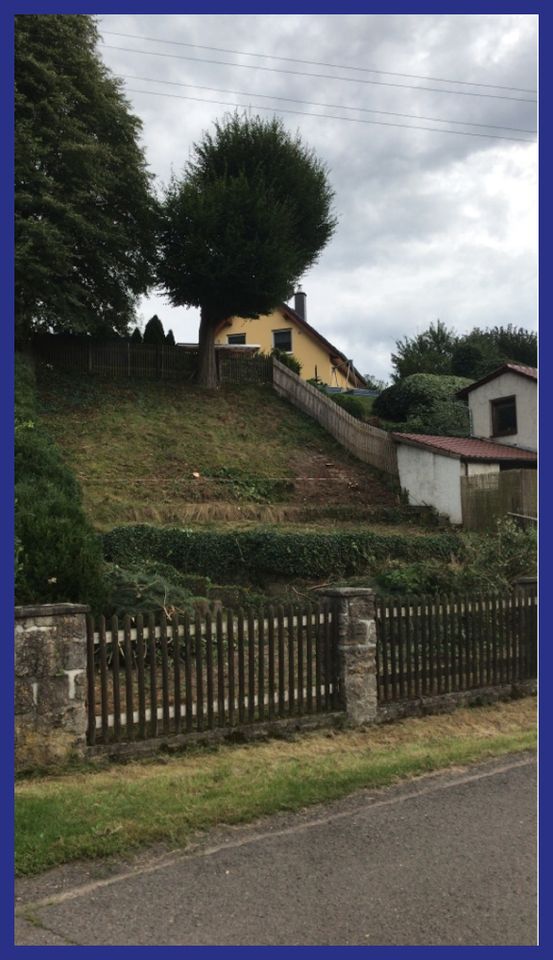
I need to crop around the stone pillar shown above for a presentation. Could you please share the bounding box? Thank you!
[15,603,90,771]
[319,587,378,726]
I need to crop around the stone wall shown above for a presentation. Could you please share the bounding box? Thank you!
[15,604,89,771]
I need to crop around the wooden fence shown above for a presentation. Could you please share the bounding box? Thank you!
[375,587,537,703]
[273,359,398,476]
[461,469,537,531]
[86,604,339,745]
[32,334,273,383]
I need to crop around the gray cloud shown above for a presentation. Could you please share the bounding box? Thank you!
[99,13,537,380]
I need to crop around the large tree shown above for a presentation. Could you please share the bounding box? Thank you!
[15,14,158,341]
[157,113,336,386]
[391,319,457,381]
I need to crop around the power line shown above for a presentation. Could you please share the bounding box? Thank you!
[99,43,537,104]
[118,73,537,135]
[101,29,537,95]
[122,85,536,143]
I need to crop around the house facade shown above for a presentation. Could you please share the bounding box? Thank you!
[214,291,366,389]
[457,363,537,452]
[393,434,537,525]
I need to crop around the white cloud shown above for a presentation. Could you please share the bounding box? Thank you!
[98,12,537,379]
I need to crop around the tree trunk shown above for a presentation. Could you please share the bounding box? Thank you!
[197,307,219,388]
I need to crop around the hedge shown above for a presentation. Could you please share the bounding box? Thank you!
[103,525,463,583]
[15,353,105,607]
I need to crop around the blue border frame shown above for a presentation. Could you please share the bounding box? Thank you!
[3,1,546,956]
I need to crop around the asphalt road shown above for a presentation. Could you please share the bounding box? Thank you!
[15,752,537,946]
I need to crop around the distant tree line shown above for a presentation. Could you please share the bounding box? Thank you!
[391,319,536,382]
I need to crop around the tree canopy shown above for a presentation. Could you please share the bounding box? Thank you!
[143,314,166,345]
[15,14,158,341]
[157,112,337,386]
[391,320,537,382]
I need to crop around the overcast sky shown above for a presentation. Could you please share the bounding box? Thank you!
[97,13,537,381]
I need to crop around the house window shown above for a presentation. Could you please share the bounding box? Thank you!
[228,334,246,345]
[491,395,517,437]
[273,329,292,352]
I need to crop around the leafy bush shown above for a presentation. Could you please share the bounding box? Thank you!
[103,525,462,584]
[103,560,198,617]
[375,518,536,595]
[399,399,471,437]
[373,373,472,422]
[375,559,458,595]
[15,354,105,607]
[461,518,536,592]
[329,393,367,420]
[271,348,302,374]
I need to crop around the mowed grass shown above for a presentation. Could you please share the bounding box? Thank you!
[36,369,386,528]
[16,699,535,876]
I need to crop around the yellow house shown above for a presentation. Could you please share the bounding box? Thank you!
[214,290,366,389]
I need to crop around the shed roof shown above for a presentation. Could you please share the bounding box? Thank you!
[392,432,537,463]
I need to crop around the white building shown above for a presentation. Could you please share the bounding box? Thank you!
[393,433,537,525]
[456,363,537,452]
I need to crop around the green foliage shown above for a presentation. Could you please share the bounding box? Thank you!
[103,525,462,584]
[143,315,166,345]
[391,320,536,383]
[452,325,537,378]
[330,393,367,420]
[205,467,294,503]
[165,329,176,346]
[375,559,458,595]
[103,561,197,618]
[271,348,302,374]
[15,354,105,606]
[461,518,537,592]
[373,373,472,424]
[375,518,536,595]
[391,320,457,381]
[15,15,158,341]
[157,112,336,384]
[130,327,143,343]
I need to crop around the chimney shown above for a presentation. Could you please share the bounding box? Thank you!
[294,286,306,321]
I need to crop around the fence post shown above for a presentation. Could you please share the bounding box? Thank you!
[15,603,90,771]
[318,587,378,725]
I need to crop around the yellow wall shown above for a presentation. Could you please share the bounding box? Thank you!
[215,309,353,388]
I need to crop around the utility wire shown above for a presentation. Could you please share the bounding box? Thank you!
[99,43,537,103]
[101,29,537,94]
[122,85,536,143]
[118,73,537,135]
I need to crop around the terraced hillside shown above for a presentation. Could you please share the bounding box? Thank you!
[36,365,400,530]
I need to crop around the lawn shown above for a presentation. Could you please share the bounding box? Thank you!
[16,698,535,876]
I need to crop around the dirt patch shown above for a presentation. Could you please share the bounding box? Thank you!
[286,449,397,508]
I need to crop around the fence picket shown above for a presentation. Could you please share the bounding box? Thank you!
[136,614,146,739]
[227,610,235,726]
[173,614,181,735]
[148,613,158,738]
[237,609,246,724]
[205,612,215,730]
[123,614,134,740]
[160,612,170,735]
[216,609,225,727]
[86,615,96,746]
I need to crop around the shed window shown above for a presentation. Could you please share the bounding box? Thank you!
[491,395,517,437]
[227,334,246,345]
[273,329,292,352]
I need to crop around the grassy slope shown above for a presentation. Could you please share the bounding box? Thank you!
[15,699,535,876]
[35,366,397,530]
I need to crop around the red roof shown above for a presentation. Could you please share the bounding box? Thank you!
[392,433,537,462]
[457,363,537,398]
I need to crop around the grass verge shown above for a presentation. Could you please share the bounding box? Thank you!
[15,699,536,877]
